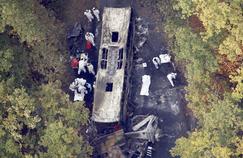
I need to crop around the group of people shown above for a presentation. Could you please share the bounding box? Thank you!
[152,54,171,69]
[84,8,100,22]
[69,53,95,101]
[152,53,177,87]
[69,7,100,102]
[140,52,177,96]
[69,78,92,101]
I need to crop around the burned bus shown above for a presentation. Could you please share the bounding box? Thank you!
[92,7,132,123]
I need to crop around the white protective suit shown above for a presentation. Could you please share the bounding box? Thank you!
[152,57,160,69]
[69,78,88,101]
[92,8,100,21]
[78,54,88,75]
[87,63,95,75]
[167,73,177,87]
[84,10,94,22]
[85,32,95,46]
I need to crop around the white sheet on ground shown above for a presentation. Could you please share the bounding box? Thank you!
[159,54,171,64]
[140,75,151,96]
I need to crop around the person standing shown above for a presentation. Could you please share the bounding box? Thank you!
[85,32,95,46]
[92,7,100,22]
[84,10,94,22]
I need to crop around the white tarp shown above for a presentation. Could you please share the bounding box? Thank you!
[159,54,171,64]
[140,75,151,96]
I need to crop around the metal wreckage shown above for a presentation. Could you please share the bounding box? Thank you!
[84,7,162,158]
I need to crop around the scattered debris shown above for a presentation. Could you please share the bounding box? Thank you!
[91,115,161,158]
[126,115,161,143]
[142,62,147,68]
[134,17,149,53]
[67,22,83,39]
[145,142,154,158]
[140,75,151,96]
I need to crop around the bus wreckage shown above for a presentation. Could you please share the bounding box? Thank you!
[90,7,162,158]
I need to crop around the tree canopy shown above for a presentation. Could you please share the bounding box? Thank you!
[158,0,243,157]
[0,0,92,157]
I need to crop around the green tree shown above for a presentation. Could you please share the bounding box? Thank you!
[230,68,243,101]
[165,24,218,118]
[36,81,89,128]
[173,0,243,61]
[171,97,243,158]
[39,121,92,158]
[0,0,67,81]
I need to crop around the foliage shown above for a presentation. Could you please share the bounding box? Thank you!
[174,0,243,61]
[165,22,218,119]
[0,0,67,82]
[36,81,89,126]
[39,121,92,158]
[159,0,243,157]
[0,1,92,157]
[230,68,243,101]
[171,97,243,158]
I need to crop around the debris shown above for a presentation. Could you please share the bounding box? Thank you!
[136,25,148,36]
[167,72,177,87]
[126,115,162,143]
[135,57,143,64]
[92,7,100,22]
[134,17,149,53]
[140,75,151,96]
[152,57,160,69]
[92,130,126,158]
[170,102,180,115]
[137,36,147,48]
[145,143,153,157]
[84,9,94,22]
[142,62,147,68]
[135,17,142,22]
[70,56,79,69]
[85,32,95,46]
[67,22,83,38]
